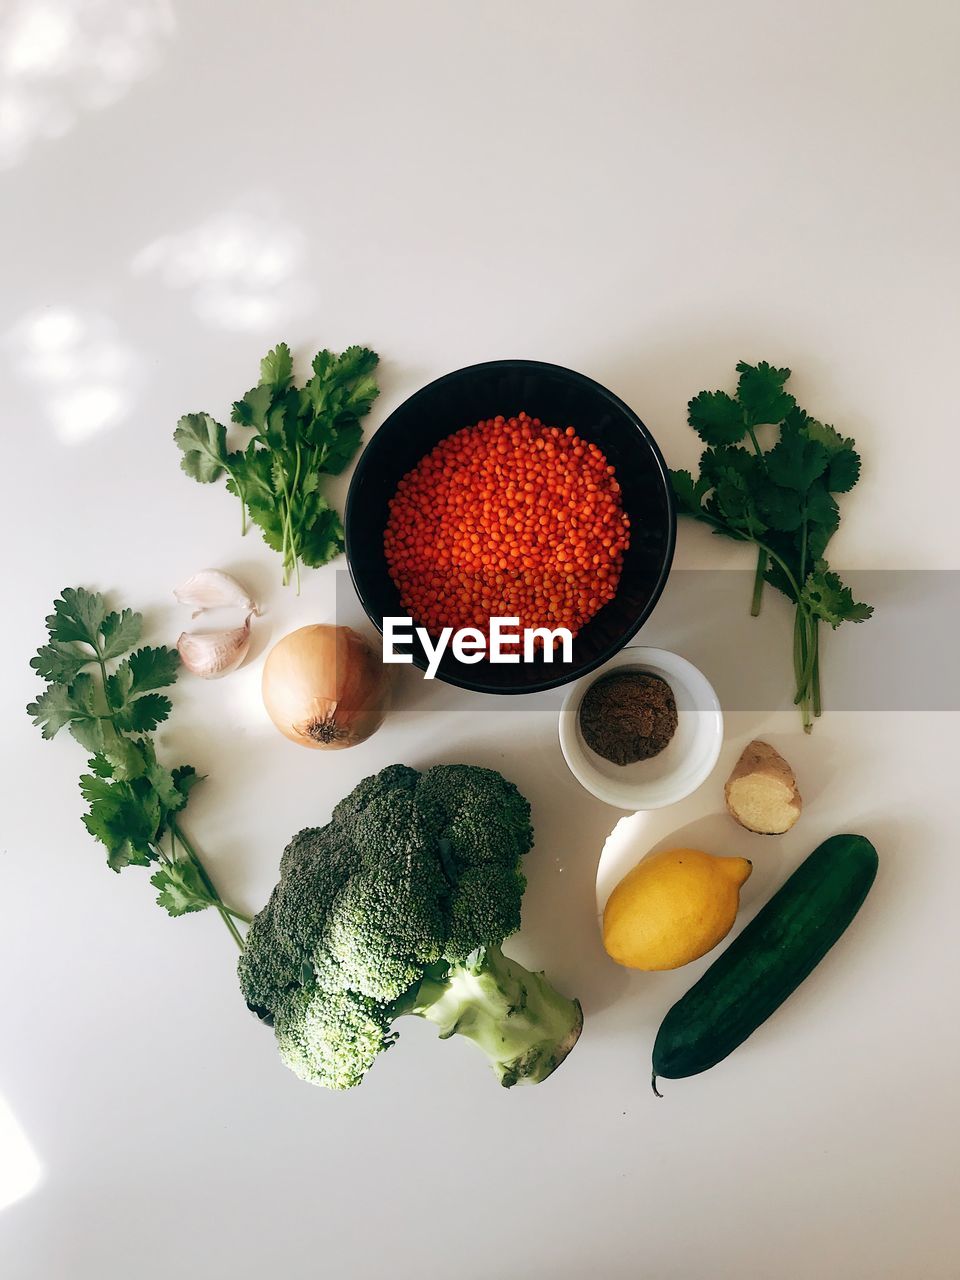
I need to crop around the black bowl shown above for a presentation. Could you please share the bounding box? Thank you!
[344,359,676,694]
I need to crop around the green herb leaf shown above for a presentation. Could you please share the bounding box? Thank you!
[100,732,150,780]
[806,509,840,560]
[120,646,180,696]
[70,672,98,714]
[801,564,874,627]
[86,753,115,779]
[310,349,336,379]
[27,683,82,739]
[79,773,158,870]
[762,550,800,602]
[793,413,848,453]
[700,444,757,488]
[670,469,710,515]
[171,765,201,806]
[262,390,300,452]
[319,421,364,475]
[100,609,143,660]
[114,694,173,734]
[804,480,840,531]
[150,859,213,916]
[245,491,287,554]
[69,716,107,755]
[45,587,107,648]
[260,341,294,393]
[227,443,275,503]
[765,432,829,492]
[709,471,766,538]
[106,646,178,731]
[334,345,379,382]
[174,413,228,483]
[826,449,861,493]
[30,641,91,685]
[788,413,862,493]
[297,501,344,568]
[334,347,380,411]
[735,360,795,426]
[756,480,804,532]
[231,381,274,429]
[687,390,746,445]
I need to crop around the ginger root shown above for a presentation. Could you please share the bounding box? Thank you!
[724,740,802,835]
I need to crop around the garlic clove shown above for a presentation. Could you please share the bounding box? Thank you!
[177,614,253,679]
[174,569,260,618]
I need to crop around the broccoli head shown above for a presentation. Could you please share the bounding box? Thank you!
[239,763,582,1090]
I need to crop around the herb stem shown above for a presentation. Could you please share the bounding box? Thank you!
[279,491,291,587]
[290,443,303,596]
[750,551,767,616]
[745,427,767,615]
[276,457,302,594]
[234,482,248,537]
[800,516,809,584]
[795,610,815,732]
[93,639,111,714]
[170,817,248,946]
[694,514,804,600]
[275,467,294,587]
[811,623,822,718]
[219,463,248,536]
[796,610,819,696]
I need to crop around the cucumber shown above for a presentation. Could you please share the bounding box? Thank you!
[652,833,878,1090]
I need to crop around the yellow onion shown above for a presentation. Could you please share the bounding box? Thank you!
[262,624,390,749]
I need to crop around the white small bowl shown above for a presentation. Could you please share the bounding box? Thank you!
[558,647,723,809]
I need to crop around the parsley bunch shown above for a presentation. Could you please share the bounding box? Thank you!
[671,361,873,732]
[27,588,249,945]
[175,342,379,591]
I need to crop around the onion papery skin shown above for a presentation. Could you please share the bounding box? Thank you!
[262,624,390,750]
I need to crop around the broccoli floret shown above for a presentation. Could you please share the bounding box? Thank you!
[326,788,447,1002]
[415,763,532,867]
[239,763,581,1091]
[444,863,524,963]
[273,986,391,1091]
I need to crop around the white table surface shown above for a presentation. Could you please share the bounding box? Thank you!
[2,3,958,1277]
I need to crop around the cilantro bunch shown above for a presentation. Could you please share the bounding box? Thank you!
[27,588,249,945]
[671,361,872,732]
[175,342,379,591]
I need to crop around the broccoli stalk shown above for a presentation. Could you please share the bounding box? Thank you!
[411,946,583,1088]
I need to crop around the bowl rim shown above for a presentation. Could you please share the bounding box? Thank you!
[344,357,677,695]
[557,647,724,808]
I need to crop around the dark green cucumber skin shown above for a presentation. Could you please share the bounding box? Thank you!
[652,834,878,1084]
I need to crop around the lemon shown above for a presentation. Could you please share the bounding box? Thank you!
[602,848,752,971]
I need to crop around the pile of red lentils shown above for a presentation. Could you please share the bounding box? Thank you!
[383,412,630,642]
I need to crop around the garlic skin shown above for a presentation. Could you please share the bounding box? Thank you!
[177,614,253,679]
[174,569,259,619]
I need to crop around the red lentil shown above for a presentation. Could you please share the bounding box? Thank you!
[383,412,630,643]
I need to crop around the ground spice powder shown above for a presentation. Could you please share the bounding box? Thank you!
[579,671,678,765]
